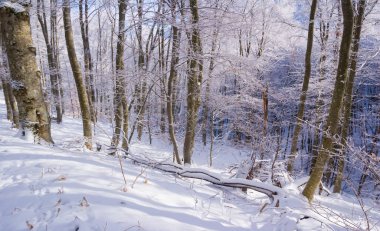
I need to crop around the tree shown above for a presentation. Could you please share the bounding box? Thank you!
[36,0,63,123]
[183,0,203,165]
[63,0,93,150]
[333,0,367,193]
[79,0,96,122]
[135,0,146,141]
[201,0,222,146]
[110,0,129,152]
[0,1,53,143]
[0,47,19,127]
[287,0,318,174]
[167,0,182,164]
[303,0,354,202]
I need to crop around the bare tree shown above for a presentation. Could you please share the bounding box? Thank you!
[36,0,63,123]
[167,0,182,164]
[303,0,354,202]
[0,47,19,127]
[63,0,93,150]
[0,2,53,143]
[183,0,203,165]
[110,0,129,152]
[287,0,318,174]
[79,0,96,122]
[333,0,367,193]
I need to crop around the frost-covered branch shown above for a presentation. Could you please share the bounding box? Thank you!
[123,153,284,206]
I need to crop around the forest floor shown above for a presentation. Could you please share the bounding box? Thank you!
[0,92,379,231]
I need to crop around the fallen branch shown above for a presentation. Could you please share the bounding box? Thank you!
[123,153,284,206]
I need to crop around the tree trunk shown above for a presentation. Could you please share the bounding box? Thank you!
[201,21,219,146]
[310,6,333,173]
[333,0,367,193]
[37,0,63,124]
[287,0,318,173]
[159,10,166,134]
[79,0,96,122]
[1,77,12,120]
[303,0,354,202]
[51,0,64,120]
[0,51,19,125]
[135,0,146,141]
[111,0,128,152]
[183,0,203,165]
[0,4,53,143]
[167,0,182,164]
[63,0,92,150]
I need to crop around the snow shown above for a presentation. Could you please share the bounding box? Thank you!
[0,0,27,13]
[0,91,379,230]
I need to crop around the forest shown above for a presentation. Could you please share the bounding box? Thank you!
[0,0,379,230]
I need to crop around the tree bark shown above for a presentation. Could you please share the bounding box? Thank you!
[111,0,128,152]
[183,0,203,165]
[79,0,96,122]
[0,4,53,143]
[333,0,366,193]
[287,0,318,173]
[310,5,334,173]
[167,0,182,164]
[159,6,166,134]
[0,51,19,125]
[201,19,219,146]
[37,0,63,124]
[136,0,146,141]
[303,0,354,202]
[1,77,12,120]
[63,0,93,150]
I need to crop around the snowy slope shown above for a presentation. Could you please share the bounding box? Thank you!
[0,92,379,231]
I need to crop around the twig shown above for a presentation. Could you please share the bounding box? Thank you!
[131,167,148,188]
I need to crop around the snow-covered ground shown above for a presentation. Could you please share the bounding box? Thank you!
[0,92,379,231]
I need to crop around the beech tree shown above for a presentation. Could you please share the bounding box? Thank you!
[36,0,63,123]
[287,0,318,174]
[79,0,96,122]
[166,0,182,164]
[333,0,367,193]
[303,0,354,202]
[0,47,19,127]
[63,0,93,150]
[0,1,53,143]
[110,0,129,152]
[183,0,203,165]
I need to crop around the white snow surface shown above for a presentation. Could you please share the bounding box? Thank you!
[0,91,379,231]
[0,0,26,13]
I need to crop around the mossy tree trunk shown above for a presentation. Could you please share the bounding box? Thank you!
[303,0,354,202]
[63,0,93,150]
[310,5,334,173]
[0,4,53,143]
[333,0,366,193]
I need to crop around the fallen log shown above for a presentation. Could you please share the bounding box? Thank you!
[123,153,284,207]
